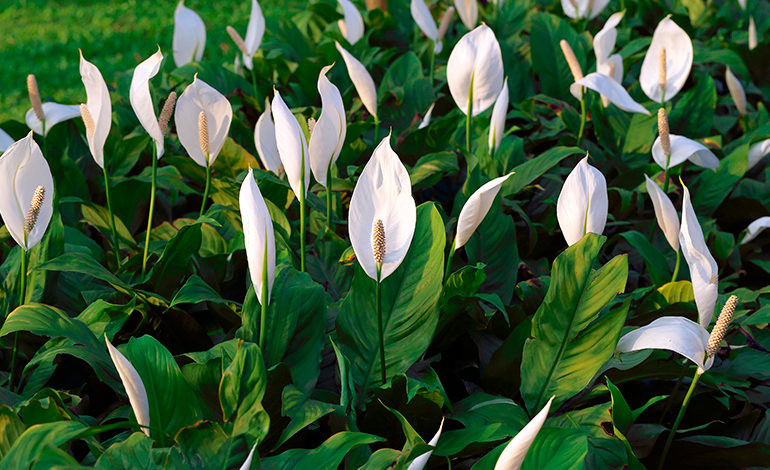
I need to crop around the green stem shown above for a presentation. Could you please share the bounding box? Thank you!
[662,154,672,193]
[259,236,269,351]
[577,91,586,146]
[658,371,702,470]
[299,142,307,272]
[141,145,158,278]
[326,159,334,233]
[444,238,456,283]
[465,82,474,153]
[374,116,380,145]
[103,166,121,269]
[376,268,386,385]
[11,244,28,390]
[250,67,261,111]
[200,161,212,218]
[428,41,436,86]
[671,249,681,283]
[41,120,47,157]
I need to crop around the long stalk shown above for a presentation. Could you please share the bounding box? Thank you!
[200,162,212,218]
[374,116,381,144]
[577,92,586,146]
[465,78,474,153]
[11,242,28,390]
[444,237,456,283]
[250,67,261,111]
[326,159,334,232]
[141,145,158,278]
[376,269,386,385]
[662,154,672,193]
[103,166,121,268]
[299,147,307,271]
[671,249,681,283]
[259,239,269,351]
[658,371,702,470]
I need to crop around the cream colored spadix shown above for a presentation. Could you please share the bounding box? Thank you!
[173,1,206,67]
[254,99,284,176]
[494,396,554,470]
[455,173,513,250]
[561,0,610,19]
[309,65,346,187]
[79,52,112,168]
[272,90,310,198]
[349,134,416,280]
[556,157,608,246]
[645,175,679,251]
[338,0,364,44]
[454,0,477,30]
[447,24,504,117]
[130,48,165,158]
[175,76,233,167]
[105,336,151,436]
[335,42,378,119]
[240,169,276,305]
[640,17,693,103]
[406,418,444,470]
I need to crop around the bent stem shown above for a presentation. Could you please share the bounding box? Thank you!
[671,249,681,283]
[200,160,212,218]
[103,166,121,269]
[376,267,386,385]
[326,159,334,232]
[259,238,269,351]
[577,90,586,146]
[658,370,702,470]
[141,145,158,278]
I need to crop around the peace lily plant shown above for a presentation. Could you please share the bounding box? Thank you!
[653,108,718,192]
[640,16,693,106]
[556,156,607,246]
[25,74,80,140]
[494,396,554,470]
[105,336,151,437]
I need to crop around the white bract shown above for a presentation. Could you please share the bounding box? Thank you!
[651,135,719,170]
[645,175,679,252]
[130,49,165,158]
[418,103,435,130]
[0,129,12,152]
[489,81,509,154]
[254,99,284,177]
[593,12,626,106]
[406,418,444,470]
[175,76,233,167]
[556,156,608,246]
[494,396,554,470]
[79,52,112,168]
[680,184,718,328]
[411,0,442,53]
[725,67,747,115]
[240,169,276,305]
[173,1,206,67]
[615,316,714,371]
[240,443,258,470]
[741,216,770,244]
[0,132,54,250]
[561,0,610,19]
[447,25,504,117]
[272,90,310,198]
[309,65,346,187]
[25,103,81,136]
[338,0,364,44]
[349,134,416,280]
[455,173,513,250]
[748,139,770,170]
[640,17,693,103]
[749,17,757,50]
[105,336,151,436]
[570,73,649,115]
[335,42,378,119]
[454,0,477,30]
[243,0,266,70]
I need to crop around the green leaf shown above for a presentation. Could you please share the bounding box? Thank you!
[502,146,585,197]
[0,421,87,470]
[219,341,270,443]
[0,406,25,460]
[260,432,384,470]
[36,252,133,293]
[170,275,230,308]
[606,378,633,434]
[529,13,586,101]
[148,222,203,298]
[275,385,336,449]
[336,203,445,395]
[521,234,629,413]
[618,230,672,287]
[521,428,589,470]
[409,151,459,191]
[94,432,163,470]
[692,142,748,214]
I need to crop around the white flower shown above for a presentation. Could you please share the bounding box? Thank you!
[254,99,284,176]
[640,17,693,103]
[272,90,310,198]
[309,65,346,187]
[494,397,554,470]
[129,48,165,158]
[174,76,233,167]
[570,73,649,115]
[453,0,477,30]
[748,138,770,170]
[645,175,679,252]
[418,103,435,130]
[615,316,714,371]
[25,103,81,136]
[489,81,509,154]
[411,0,441,53]
[561,0,610,19]
[79,51,112,168]
[335,42,378,119]
[725,67,747,115]
[556,156,608,246]
[240,169,276,305]
[455,174,513,250]
[749,16,757,50]
[741,216,770,244]
[0,129,13,152]
[172,1,206,67]
[105,336,151,436]
[447,25,504,117]
[338,0,364,44]
[406,418,444,470]
[651,135,719,170]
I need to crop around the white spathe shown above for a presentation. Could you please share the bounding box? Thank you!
[254,99,284,177]
[79,52,112,168]
[489,81,509,154]
[570,73,649,115]
[561,0,610,19]
[455,173,513,250]
[406,418,445,470]
[748,139,770,170]
[338,0,364,44]
[25,103,81,136]
[335,42,379,119]
[725,67,747,115]
[272,90,310,198]
[309,65,347,187]
[240,169,276,305]
[640,17,693,103]
[129,48,165,158]
[105,336,151,436]
[454,0,478,30]
[0,129,13,152]
[418,103,435,130]
[651,135,719,170]
[172,1,206,67]
[243,0,266,70]
[645,175,679,252]
[556,156,608,246]
[349,134,416,281]
[494,396,554,470]
[615,316,714,371]
[411,0,441,53]
[175,76,233,167]
[741,216,770,245]
[447,25,504,117]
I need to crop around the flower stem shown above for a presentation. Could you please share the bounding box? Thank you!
[444,238,456,283]
[376,268,386,385]
[577,92,586,146]
[374,116,380,145]
[259,238,269,351]
[671,249,681,283]
[658,370,702,470]
[326,159,334,233]
[428,41,436,86]
[250,67,261,111]
[141,145,158,278]
[299,187,306,272]
[103,166,121,269]
[662,154,672,193]
[465,82,474,154]
[11,244,28,391]
[200,161,212,218]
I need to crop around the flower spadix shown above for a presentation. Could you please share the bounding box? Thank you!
[254,99,284,177]
[680,183,719,328]
[335,42,378,119]
[337,0,364,44]
[725,67,747,115]
[741,216,770,244]
[349,134,416,281]
[494,396,554,470]
[272,90,310,198]
[0,132,54,250]
[489,81,509,154]
[105,336,151,436]
[557,156,608,246]
[25,74,80,136]
[455,173,513,250]
[640,17,693,103]
[79,52,112,168]
[454,0,478,30]
[447,25,504,117]
[411,0,441,53]
[228,0,265,71]
[561,0,610,20]
[240,169,276,305]
[173,1,206,67]
[645,175,679,251]
[406,418,444,470]
[130,48,165,158]
[175,76,233,167]
[309,65,346,187]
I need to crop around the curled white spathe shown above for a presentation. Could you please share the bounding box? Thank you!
[556,156,608,246]
[240,169,276,306]
[640,17,693,103]
[570,73,649,115]
[418,103,435,130]
[335,41,378,119]
[79,51,112,169]
[679,183,718,328]
[725,67,747,116]
[105,336,151,436]
[254,99,284,177]
[455,173,513,250]
[406,418,444,470]
[173,1,206,67]
[645,175,679,252]
[25,103,81,136]
[0,132,55,250]
[615,316,714,371]
[272,90,310,198]
[175,76,233,167]
[561,0,610,19]
[338,0,364,44]
[447,25,504,117]
[741,216,770,245]
[309,65,347,187]
[130,48,165,158]
[494,396,554,470]
[652,135,719,170]
[489,81,509,154]
[349,134,416,281]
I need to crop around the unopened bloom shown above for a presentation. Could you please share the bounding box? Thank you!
[489,81,509,154]
[79,52,112,168]
[254,99,284,176]
[338,0,364,44]
[228,0,265,70]
[494,397,554,470]
[240,169,276,305]
[411,0,442,53]
[407,418,445,470]
[454,173,513,249]
[645,175,679,252]
[105,336,151,436]
[272,90,310,199]
[130,48,165,158]
[454,0,477,30]
[557,157,608,246]
[335,42,378,119]
[173,1,206,67]
[309,65,346,187]
[725,67,747,115]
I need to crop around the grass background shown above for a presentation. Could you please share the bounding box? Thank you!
[0,0,301,123]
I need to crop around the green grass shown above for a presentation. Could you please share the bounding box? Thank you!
[0,0,300,123]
